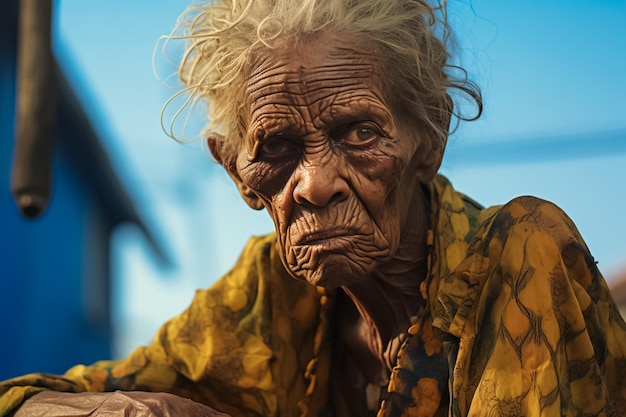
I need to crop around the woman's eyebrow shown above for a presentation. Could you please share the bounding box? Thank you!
[318,99,393,126]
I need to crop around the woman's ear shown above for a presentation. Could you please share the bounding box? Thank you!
[207,134,264,210]
[427,114,451,179]
[411,95,451,183]
[416,137,446,183]
[207,133,225,165]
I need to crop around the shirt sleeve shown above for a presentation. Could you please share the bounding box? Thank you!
[448,196,626,416]
[0,234,324,417]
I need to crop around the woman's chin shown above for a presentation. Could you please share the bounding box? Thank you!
[287,254,376,288]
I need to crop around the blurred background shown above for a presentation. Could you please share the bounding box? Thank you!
[0,0,625,380]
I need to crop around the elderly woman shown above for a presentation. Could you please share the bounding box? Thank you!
[2,0,626,416]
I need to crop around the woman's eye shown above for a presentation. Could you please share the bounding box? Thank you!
[259,138,299,159]
[340,124,381,146]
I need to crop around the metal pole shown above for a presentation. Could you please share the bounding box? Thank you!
[11,0,56,218]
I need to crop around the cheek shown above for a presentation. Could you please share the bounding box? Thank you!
[344,145,404,214]
[237,157,296,197]
[237,158,298,232]
[265,191,295,236]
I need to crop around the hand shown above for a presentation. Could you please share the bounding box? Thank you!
[14,390,231,417]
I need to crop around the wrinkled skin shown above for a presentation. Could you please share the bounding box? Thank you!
[214,31,444,290]
[211,31,448,400]
[17,32,448,417]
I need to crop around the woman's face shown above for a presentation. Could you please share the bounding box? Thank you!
[228,32,439,287]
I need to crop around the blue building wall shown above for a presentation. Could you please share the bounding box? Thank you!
[0,158,111,379]
[0,7,111,379]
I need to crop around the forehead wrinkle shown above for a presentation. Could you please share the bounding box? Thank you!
[318,98,393,131]
[249,77,374,117]
[287,65,381,100]
[248,74,386,134]
[245,69,293,105]
[244,37,389,144]
[246,69,373,112]
[246,55,381,103]
[252,105,305,138]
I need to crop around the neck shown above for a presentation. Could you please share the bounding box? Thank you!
[341,260,427,355]
[341,183,431,368]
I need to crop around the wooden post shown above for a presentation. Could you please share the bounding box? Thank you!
[11,0,55,218]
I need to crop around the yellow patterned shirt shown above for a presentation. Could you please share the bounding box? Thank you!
[1,175,626,417]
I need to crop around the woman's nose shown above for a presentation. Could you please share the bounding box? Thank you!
[292,160,349,207]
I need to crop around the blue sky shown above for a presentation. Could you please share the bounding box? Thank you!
[55,0,626,356]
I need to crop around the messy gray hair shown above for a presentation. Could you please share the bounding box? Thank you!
[169,0,482,160]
